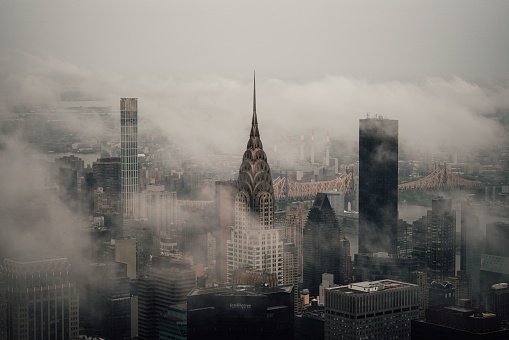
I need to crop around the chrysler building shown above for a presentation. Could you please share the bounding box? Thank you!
[227,75,283,284]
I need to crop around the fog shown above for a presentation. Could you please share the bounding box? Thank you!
[0,0,508,268]
[2,54,509,157]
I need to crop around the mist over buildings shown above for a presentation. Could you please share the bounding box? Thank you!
[1,2,509,338]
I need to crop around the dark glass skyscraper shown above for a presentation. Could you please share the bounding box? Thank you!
[427,198,456,282]
[460,200,481,304]
[303,193,341,296]
[358,118,398,254]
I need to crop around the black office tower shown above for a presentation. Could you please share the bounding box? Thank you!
[358,118,398,254]
[187,284,294,340]
[303,193,341,297]
[461,201,481,304]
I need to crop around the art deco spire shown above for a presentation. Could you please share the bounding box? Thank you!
[250,72,259,138]
[238,74,274,208]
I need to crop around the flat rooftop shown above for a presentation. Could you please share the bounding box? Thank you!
[189,284,293,297]
[329,279,416,294]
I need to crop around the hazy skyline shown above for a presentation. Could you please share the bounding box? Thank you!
[1,1,509,157]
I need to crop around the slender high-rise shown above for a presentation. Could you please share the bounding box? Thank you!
[227,75,283,284]
[358,117,398,254]
[460,200,481,304]
[121,98,138,218]
[427,198,456,282]
[303,193,341,296]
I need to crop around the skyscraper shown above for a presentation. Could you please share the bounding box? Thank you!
[93,157,121,201]
[215,180,236,282]
[2,256,79,340]
[427,198,456,282]
[324,280,418,340]
[358,117,398,254]
[226,75,283,284]
[485,222,509,258]
[137,258,196,340]
[121,98,138,218]
[303,193,341,296]
[460,200,481,304]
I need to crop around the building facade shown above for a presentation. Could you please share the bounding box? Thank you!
[187,284,294,340]
[303,193,341,296]
[214,180,236,282]
[137,258,196,340]
[324,280,418,340]
[93,157,122,214]
[358,117,399,255]
[460,201,481,304]
[79,262,131,340]
[227,77,283,284]
[353,252,419,283]
[2,256,79,340]
[427,198,456,282]
[412,305,509,339]
[121,98,138,218]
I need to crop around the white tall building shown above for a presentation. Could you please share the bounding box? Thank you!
[121,98,138,218]
[137,185,177,237]
[227,75,283,284]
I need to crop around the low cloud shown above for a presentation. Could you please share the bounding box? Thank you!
[1,53,508,159]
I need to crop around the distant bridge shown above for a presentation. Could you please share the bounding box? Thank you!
[398,164,483,191]
[273,172,356,201]
[272,164,483,202]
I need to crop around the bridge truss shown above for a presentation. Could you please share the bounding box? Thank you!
[273,172,355,201]
[398,164,483,191]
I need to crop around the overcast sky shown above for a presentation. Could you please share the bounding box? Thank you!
[1,0,509,153]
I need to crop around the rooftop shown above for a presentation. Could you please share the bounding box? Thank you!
[188,284,293,297]
[329,279,416,294]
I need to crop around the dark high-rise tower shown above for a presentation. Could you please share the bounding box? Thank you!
[427,198,456,282]
[358,117,398,254]
[121,98,138,218]
[303,193,341,296]
[460,200,481,304]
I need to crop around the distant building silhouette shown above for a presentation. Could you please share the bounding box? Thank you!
[358,117,398,254]
[93,157,121,212]
[460,200,481,304]
[353,252,419,283]
[79,262,131,339]
[303,193,341,296]
[214,180,236,282]
[485,222,509,258]
[427,198,456,282]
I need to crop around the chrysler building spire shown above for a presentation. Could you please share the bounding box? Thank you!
[250,71,259,138]
[227,74,282,284]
